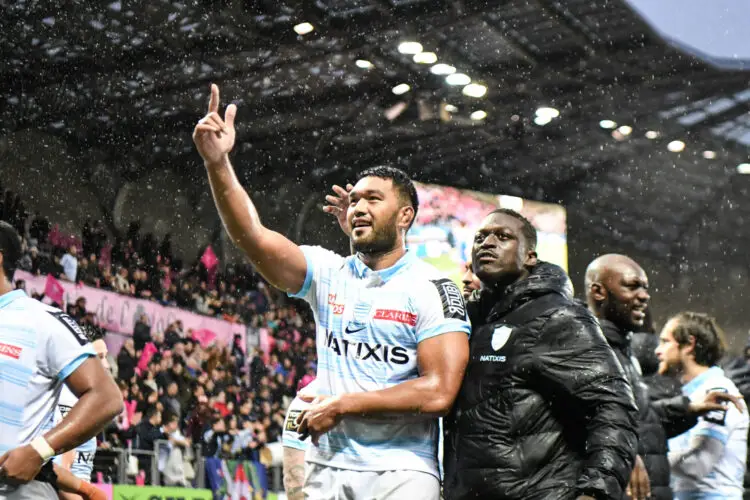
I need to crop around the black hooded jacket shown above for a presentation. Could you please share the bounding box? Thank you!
[444,262,638,500]
[600,322,697,500]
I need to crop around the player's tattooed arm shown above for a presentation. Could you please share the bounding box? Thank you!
[283,447,306,500]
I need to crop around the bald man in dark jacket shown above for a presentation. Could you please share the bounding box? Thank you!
[586,254,740,500]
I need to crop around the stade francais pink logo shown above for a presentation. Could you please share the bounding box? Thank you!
[0,342,22,360]
[373,309,418,326]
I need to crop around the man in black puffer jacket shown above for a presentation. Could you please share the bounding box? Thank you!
[586,254,739,500]
[444,209,639,500]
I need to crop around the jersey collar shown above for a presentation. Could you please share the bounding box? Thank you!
[683,365,724,395]
[349,250,416,283]
[0,289,26,310]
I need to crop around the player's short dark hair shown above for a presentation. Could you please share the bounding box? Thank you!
[356,166,419,228]
[670,312,727,367]
[0,221,22,278]
[145,406,160,420]
[81,324,105,343]
[488,208,537,251]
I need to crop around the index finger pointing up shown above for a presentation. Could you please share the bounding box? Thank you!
[209,84,220,114]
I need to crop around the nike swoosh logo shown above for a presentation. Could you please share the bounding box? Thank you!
[345,325,367,334]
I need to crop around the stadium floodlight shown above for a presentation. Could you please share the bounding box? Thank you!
[355,59,373,69]
[293,22,314,35]
[398,41,423,55]
[535,107,560,119]
[444,104,458,113]
[645,130,659,139]
[392,83,411,95]
[599,119,617,129]
[413,52,437,64]
[462,84,487,98]
[446,73,471,86]
[667,140,686,152]
[737,163,750,174]
[430,64,456,75]
[702,150,717,159]
[470,110,487,121]
[617,125,632,135]
[534,115,552,126]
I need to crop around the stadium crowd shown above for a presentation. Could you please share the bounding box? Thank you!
[0,185,318,485]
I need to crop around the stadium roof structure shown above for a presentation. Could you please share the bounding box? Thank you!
[2,0,749,266]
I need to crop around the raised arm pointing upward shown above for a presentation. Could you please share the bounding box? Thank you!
[194,86,471,500]
[192,84,308,294]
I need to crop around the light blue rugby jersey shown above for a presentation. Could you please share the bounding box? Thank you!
[53,385,97,481]
[669,366,749,500]
[0,290,94,493]
[289,246,471,479]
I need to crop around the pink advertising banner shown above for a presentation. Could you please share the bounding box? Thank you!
[14,271,246,349]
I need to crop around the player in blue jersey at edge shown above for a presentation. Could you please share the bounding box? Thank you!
[194,85,471,499]
[0,221,123,500]
[54,324,111,500]
[656,312,749,500]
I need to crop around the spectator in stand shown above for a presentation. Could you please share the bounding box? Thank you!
[203,417,231,458]
[133,314,151,352]
[160,413,191,487]
[135,407,165,483]
[114,267,130,294]
[67,297,88,322]
[117,338,137,383]
[60,245,79,282]
[161,382,183,420]
[29,211,51,244]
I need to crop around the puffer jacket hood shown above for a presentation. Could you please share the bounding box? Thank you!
[470,261,574,326]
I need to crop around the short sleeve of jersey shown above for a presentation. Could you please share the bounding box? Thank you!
[38,310,95,381]
[693,386,745,445]
[413,278,472,343]
[282,381,319,451]
[57,385,78,422]
[287,245,346,307]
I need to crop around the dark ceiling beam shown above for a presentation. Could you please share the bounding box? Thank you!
[680,99,750,133]
[533,0,599,54]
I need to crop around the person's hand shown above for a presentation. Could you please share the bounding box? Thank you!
[131,411,143,426]
[689,390,744,414]
[192,84,237,166]
[296,394,344,445]
[0,444,45,486]
[626,455,651,500]
[323,184,353,237]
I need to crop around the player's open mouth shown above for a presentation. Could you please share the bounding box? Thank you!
[632,305,646,320]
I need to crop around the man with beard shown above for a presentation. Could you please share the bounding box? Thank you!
[460,261,481,300]
[655,312,747,500]
[586,254,742,500]
[445,209,638,500]
[193,85,470,499]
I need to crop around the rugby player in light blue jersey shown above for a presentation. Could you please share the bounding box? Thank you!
[656,312,748,500]
[0,222,122,500]
[54,325,111,500]
[194,85,470,499]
